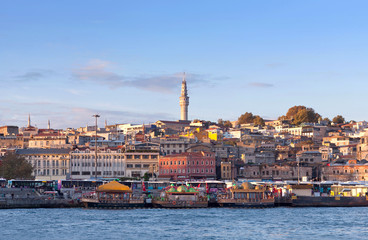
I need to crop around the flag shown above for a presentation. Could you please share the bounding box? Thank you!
[206,183,209,194]
[142,181,146,192]
[197,183,201,188]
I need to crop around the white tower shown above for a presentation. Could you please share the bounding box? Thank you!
[179,73,189,121]
[27,114,31,127]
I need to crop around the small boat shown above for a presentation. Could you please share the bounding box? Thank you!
[81,181,144,209]
[217,182,274,208]
[152,185,208,208]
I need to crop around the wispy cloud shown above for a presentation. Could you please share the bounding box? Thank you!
[72,59,213,93]
[248,82,274,88]
[14,69,54,82]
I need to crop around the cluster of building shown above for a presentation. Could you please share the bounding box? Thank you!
[1,77,368,182]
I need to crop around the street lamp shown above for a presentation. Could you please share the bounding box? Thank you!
[92,114,100,179]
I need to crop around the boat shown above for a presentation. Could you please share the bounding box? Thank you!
[217,182,274,208]
[288,184,368,207]
[81,181,144,209]
[152,185,208,208]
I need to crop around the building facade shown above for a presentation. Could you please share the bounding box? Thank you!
[16,148,71,180]
[158,152,216,180]
[70,143,159,179]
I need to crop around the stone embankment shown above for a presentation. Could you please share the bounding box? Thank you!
[0,188,80,209]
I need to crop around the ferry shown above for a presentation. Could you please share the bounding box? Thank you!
[81,181,145,209]
[288,183,368,207]
[217,182,275,208]
[152,185,208,208]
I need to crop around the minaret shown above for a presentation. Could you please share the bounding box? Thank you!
[179,72,189,121]
[48,120,51,129]
[27,114,31,127]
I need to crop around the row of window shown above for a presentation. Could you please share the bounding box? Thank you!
[127,164,151,168]
[34,160,67,167]
[71,154,158,160]
[71,171,124,176]
[243,170,309,176]
[34,169,67,176]
[161,160,214,166]
[332,169,368,174]
[164,144,187,148]
[71,162,122,167]
[26,155,68,158]
[161,168,214,174]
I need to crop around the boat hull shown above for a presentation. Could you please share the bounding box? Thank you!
[291,196,368,207]
[82,198,144,209]
[152,200,208,208]
[218,199,274,208]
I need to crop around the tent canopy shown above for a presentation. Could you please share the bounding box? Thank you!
[96,181,132,193]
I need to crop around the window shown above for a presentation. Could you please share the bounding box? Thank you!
[135,164,141,168]
[127,164,133,168]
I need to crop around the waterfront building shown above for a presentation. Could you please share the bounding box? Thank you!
[70,143,159,179]
[240,163,313,181]
[321,159,368,181]
[70,148,126,179]
[158,151,216,180]
[16,148,71,180]
[221,161,235,180]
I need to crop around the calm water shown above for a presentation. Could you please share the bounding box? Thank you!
[1,207,368,240]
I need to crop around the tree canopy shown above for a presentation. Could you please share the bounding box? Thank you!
[332,115,345,124]
[0,153,34,180]
[280,105,321,125]
[237,112,265,126]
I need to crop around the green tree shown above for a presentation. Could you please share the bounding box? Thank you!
[223,120,233,128]
[0,153,34,180]
[253,115,265,126]
[143,172,150,181]
[238,112,255,124]
[286,105,307,119]
[293,108,320,125]
[332,115,345,124]
[322,117,331,125]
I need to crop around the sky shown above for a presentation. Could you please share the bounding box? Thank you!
[1,1,368,129]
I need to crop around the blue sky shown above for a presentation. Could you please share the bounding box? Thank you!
[1,1,368,128]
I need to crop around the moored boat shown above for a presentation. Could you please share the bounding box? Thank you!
[81,181,144,209]
[217,182,274,208]
[152,185,208,208]
[289,184,368,207]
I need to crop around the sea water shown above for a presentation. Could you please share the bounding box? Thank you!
[1,207,367,240]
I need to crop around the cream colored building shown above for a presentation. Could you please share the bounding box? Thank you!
[16,148,71,180]
[70,143,160,179]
